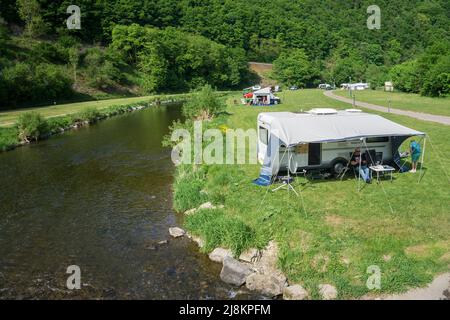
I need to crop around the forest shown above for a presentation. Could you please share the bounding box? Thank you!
[0,0,449,109]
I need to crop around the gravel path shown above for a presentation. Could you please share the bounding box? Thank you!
[324,90,450,126]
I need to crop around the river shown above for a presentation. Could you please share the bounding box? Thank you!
[0,104,257,299]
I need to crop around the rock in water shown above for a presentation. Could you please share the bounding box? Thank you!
[283,285,309,300]
[220,256,253,286]
[319,284,338,300]
[169,227,185,238]
[245,273,285,297]
[209,248,233,263]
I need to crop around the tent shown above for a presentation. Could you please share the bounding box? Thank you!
[252,87,281,105]
[254,110,426,185]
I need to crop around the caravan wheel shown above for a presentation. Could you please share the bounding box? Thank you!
[330,158,348,175]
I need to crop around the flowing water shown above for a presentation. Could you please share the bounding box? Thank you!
[0,105,256,299]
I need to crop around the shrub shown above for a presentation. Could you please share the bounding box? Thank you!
[173,167,208,212]
[16,111,48,143]
[72,107,101,123]
[0,127,19,151]
[389,60,421,93]
[185,209,257,255]
[182,85,226,120]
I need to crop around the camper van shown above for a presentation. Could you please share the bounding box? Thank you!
[257,109,424,175]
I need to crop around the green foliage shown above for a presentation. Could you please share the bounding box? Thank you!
[173,165,208,212]
[16,0,48,38]
[421,55,450,97]
[0,127,19,151]
[185,209,258,255]
[273,49,319,87]
[111,24,249,93]
[182,85,226,120]
[16,111,47,142]
[389,60,420,93]
[389,42,450,96]
[0,62,73,108]
[72,107,101,123]
[83,47,122,89]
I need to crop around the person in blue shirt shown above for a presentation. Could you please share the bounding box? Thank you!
[410,140,421,173]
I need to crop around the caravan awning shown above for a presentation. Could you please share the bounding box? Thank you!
[258,111,425,146]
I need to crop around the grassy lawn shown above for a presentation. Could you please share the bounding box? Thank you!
[0,95,162,127]
[333,90,450,117]
[181,89,450,299]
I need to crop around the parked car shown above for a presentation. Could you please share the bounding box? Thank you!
[318,83,334,90]
[289,86,299,90]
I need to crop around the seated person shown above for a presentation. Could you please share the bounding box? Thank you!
[350,148,371,184]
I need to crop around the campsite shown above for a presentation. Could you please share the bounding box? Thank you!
[176,89,450,299]
[1,0,449,305]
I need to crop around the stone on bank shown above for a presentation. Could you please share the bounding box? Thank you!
[209,248,233,263]
[220,256,253,286]
[283,285,309,300]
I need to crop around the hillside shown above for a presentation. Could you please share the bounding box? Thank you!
[0,0,449,109]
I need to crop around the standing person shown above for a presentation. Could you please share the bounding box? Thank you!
[410,139,422,173]
[351,148,371,183]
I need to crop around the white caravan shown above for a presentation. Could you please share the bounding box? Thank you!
[257,109,424,175]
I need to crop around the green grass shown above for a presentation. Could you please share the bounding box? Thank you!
[333,90,450,117]
[0,95,162,127]
[178,89,450,299]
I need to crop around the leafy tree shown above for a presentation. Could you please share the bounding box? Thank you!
[182,85,226,120]
[389,60,420,93]
[421,55,450,97]
[16,0,48,37]
[273,49,319,87]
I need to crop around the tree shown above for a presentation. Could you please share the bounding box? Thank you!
[68,46,80,84]
[389,60,420,93]
[16,0,47,38]
[273,49,319,87]
[182,85,226,120]
[421,55,450,97]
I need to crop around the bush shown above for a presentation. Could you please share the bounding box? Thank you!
[185,209,257,255]
[173,167,208,212]
[1,62,73,108]
[421,55,450,97]
[273,49,320,87]
[72,107,101,123]
[389,60,421,93]
[16,112,48,142]
[0,127,19,151]
[182,85,226,120]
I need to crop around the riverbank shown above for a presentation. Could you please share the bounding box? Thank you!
[0,94,189,152]
[172,89,450,299]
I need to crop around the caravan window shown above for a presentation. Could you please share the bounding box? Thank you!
[366,137,389,143]
[259,126,268,145]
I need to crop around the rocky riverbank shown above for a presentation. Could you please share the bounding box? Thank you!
[169,202,339,300]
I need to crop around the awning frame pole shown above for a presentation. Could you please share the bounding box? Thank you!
[418,136,426,184]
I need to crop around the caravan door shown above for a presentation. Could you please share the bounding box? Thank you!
[257,125,269,164]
